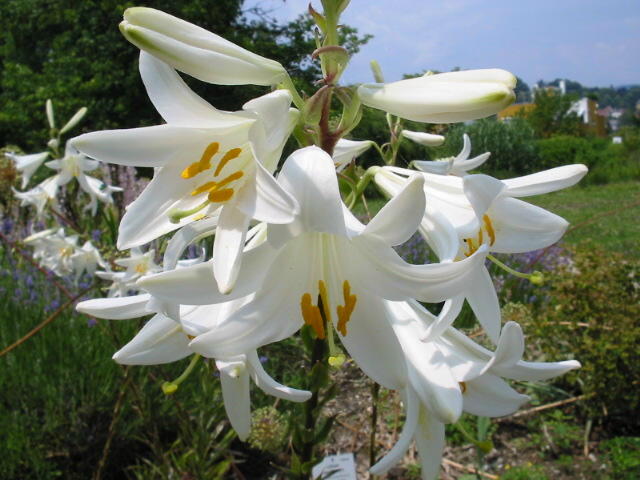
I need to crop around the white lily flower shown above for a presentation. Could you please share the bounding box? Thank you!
[139,146,488,363]
[44,142,117,215]
[369,300,580,479]
[70,241,107,281]
[81,176,123,216]
[401,130,445,147]
[7,151,50,189]
[120,7,287,86]
[374,163,588,341]
[73,52,299,293]
[114,247,161,284]
[12,176,59,218]
[77,224,310,440]
[27,228,79,277]
[357,69,516,123]
[413,134,490,176]
[332,138,373,172]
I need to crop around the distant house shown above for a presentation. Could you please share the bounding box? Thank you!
[568,98,607,137]
[497,103,536,121]
[597,106,625,132]
[497,89,607,137]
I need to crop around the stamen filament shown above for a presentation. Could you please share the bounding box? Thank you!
[168,200,209,224]
[162,354,201,395]
[488,254,544,285]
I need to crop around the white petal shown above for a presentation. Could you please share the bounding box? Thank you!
[217,359,251,440]
[498,359,581,382]
[117,162,215,249]
[370,388,419,475]
[350,236,488,303]
[415,407,445,480]
[234,161,299,223]
[332,139,373,170]
[363,175,425,246]
[401,130,445,147]
[465,265,501,343]
[189,236,314,358]
[72,125,221,168]
[463,174,506,220]
[412,160,451,176]
[277,146,346,237]
[463,374,529,417]
[454,152,490,174]
[421,296,464,343]
[481,321,524,374]
[112,314,190,365]
[76,294,152,319]
[419,209,459,261]
[340,297,407,390]
[163,216,218,270]
[400,333,463,423]
[503,164,588,197]
[247,351,311,402]
[139,51,233,126]
[139,242,276,304]
[213,205,251,294]
[488,198,568,253]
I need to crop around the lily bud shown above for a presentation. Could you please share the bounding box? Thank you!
[46,99,55,129]
[401,129,445,147]
[357,69,516,123]
[120,7,287,86]
[60,107,88,135]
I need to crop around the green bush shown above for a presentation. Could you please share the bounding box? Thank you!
[601,437,640,479]
[523,246,640,432]
[537,135,640,184]
[436,117,539,177]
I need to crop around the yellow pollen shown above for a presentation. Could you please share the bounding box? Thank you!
[208,188,234,203]
[483,215,496,246]
[193,213,208,221]
[190,171,244,196]
[300,293,325,339]
[336,280,357,336]
[181,142,220,179]
[135,263,148,274]
[215,148,242,176]
[464,237,478,257]
[459,381,467,394]
[477,226,484,246]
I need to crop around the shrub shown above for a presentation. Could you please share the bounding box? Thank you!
[436,117,539,177]
[522,246,640,432]
[537,135,640,184]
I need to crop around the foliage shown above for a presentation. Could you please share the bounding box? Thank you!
[436,117,539,176]
[501,464,549,480]
[523,246,640,432]
[600,437,640,480]
[525,90,582,139]
[536,135,640,185]
[0,1,371,150]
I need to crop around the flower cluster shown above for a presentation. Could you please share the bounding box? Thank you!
[9,101,122,218]
[70,5,587,479]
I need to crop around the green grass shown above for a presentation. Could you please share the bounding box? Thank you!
[530,181,640,258]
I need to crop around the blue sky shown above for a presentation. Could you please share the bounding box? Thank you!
[244,0,640,88]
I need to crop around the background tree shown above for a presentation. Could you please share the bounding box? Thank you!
[0,0,370,150]
[525,89,582,138]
